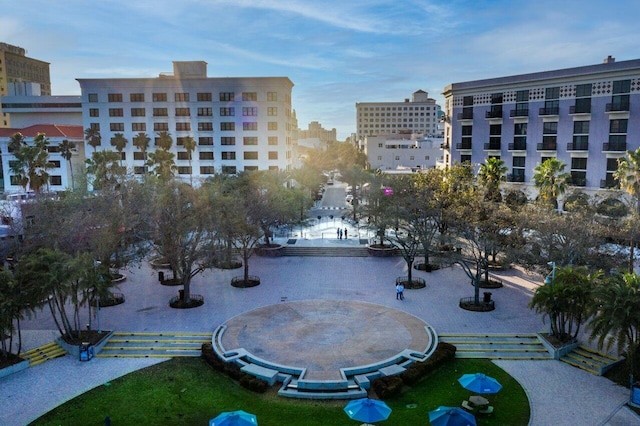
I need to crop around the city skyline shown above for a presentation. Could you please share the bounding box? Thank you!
[2,0,639,140]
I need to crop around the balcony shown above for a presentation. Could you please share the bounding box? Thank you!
[602,142,627,152]
[507,173,525,183]
[485,109,503,119]
[510,108,529,117]
[570,105,591,114]
[484,142,501,151]
[606,102,630,112]
[508,139,527,151]
[567,141,589,151]
[537,142,557,151]
[600,177,618,189]
[539,107,559,116]
[457,111,474,120]
[456,142,473,150]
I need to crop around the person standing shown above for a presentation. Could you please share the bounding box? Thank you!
[396,283,404,300]
[344,228,348,239]
[337,228,341,240]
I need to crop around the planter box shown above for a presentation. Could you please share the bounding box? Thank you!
[537,333,578,359]
[0,358,29,379]
[255,244,285,257]
[367,245,398,257]
[57,331,114,359]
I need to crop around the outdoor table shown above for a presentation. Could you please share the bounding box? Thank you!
[469,395,489,407]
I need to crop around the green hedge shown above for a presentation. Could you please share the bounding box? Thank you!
[201,343,268,393]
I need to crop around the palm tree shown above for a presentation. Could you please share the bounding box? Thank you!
[58,139,76,190]
[147,149,177,182]
[155,131,173,151]
[9,133,53,194]
[182,136,197,186]
[110,133,128,167]
[532,158,570,208]
[478,157,508,202]
[589,272,640,382]
[133,132,151,176]
[614,148,640,214]
[84,127,102,153]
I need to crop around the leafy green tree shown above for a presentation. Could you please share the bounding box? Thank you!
[533,158,570,208]
[530,266,600,342]
[614,147,640,272]
[58,139,76,190]
[589,272,640,380]
[110,133,128,167]
[84,127,101,152]
[478,157,508,202]
[85,150,124,191]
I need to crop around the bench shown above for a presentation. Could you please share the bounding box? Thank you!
[241,364,279,386]
[379,364,406,376]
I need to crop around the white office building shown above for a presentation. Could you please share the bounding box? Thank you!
[362,133,444,173]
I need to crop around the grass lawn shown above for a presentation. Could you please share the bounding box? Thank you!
[31,357,529,425]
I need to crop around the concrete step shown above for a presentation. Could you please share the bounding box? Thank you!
[98,332,211,358]
[559,345,620,375]
[439,333,553,360]
[20,342,66,366]
[283,246,369,257]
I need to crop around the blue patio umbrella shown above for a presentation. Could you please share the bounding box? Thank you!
[344,398,392,423]
[457,373,503,394]
[209,410,258,426]
[428,406,477,426]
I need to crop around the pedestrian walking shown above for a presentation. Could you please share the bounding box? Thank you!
[396,283,404,300]
[338,228,342,240]
[337,228,340,239]
[344,228,348,239]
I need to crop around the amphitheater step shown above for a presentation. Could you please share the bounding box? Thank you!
[560,345,620,375]
[97,332,212,358]
[439,333,553,360]
[283,246,369,257]
[20,342,67,366]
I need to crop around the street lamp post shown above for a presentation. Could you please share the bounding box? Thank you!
[544,261,556,336]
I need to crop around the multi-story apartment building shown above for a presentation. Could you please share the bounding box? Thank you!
[356,90,441,140]
[361,132,443,172]
[442,56,640,198]
[77,61,295,179]
[0,42,51,127]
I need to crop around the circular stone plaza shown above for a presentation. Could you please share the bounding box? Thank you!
[3,234,639,425]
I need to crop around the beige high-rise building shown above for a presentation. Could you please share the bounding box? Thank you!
[0,42,51,127]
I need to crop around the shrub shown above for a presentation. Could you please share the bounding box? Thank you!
[371,375,404,399]
[201,343,269,393]
[239,375,269,393]
[400,342,456,386]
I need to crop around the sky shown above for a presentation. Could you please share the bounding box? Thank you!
[2,0,639,140]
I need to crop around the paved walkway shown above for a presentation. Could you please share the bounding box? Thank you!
[2,236,639,425]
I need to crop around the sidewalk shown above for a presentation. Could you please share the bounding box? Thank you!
[2,240,640,425]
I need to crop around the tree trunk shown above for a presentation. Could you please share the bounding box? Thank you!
[243,249,250,282]
[407,259,413,283]
[182,275,191,303]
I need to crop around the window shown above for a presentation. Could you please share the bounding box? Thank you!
[221,122,235,131]
[267,92,277,101]
[463,96,473,106]
[222,166,237,174]
[199,152,214,160]
[491,93,503,104]
[134,152,146,160]
[154,122,169,131]
[90,123,100,131]
[243,122,258,131]
[175,93,189,102]
[220,107,235,116]
[131,108,145,117]
[108,93,123,102]
[513,156,526,168]
[268,151,278,160]
[200,166,215,174]
[245,166,259,171]
[109,108,124,117]
[130,93,145,102]
[573,98,591,113]
[133,166,144,174]
[197,107,212,116]
[48,160,61,168]
[460,155,472,163]
[610,119,628,134]
[132,122,146,131]
[489,124,501,135]
[221,152,236,160]
[110,123,124,131]
[177,151,190,160]
[571,157,587,170]
[175,107,190,116]
[244,151,258,160]
[268,136,278,145]
[543,122,558,134]
[613,80,631,94]
[242,107,258,116]
[153,108,168,117]
[50,176,62,186]
[243,136,258,145]
[197,92,212,102]
[242,92,257,101]
[152,93,167,102]
[221,137,236,145]
[198,122,213,131]
[120,152,126,161]
[573,121,589,134]
[516,90,529,102]
[199,137,213,145]
[176,122,191,131]
[545,87,560,99]
[267,107,277,116]
[88,93,98,102]
[575,84,592,98]
[514,123,527,135]
[219,92,235,101]
[461,125,472,136]
[268,121,278,131]
[89,108,99,117]
[178,166,192,175]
